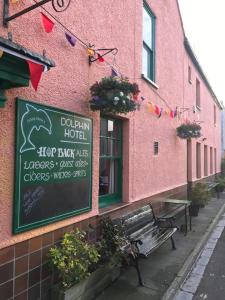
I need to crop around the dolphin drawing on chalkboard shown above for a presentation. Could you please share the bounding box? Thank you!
[20,104,52,153]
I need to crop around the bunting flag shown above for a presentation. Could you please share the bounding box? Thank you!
[41,13,54,33]
[155,105,160,116]
[174,107,178,118]
[158,108,163,118]
[27,61,44,91]
[87,48,95,57]
[97,53,105,62]
[65,33,76,46]
[147,102,155,113]
[170,110,174,118]
[141,96,145,101]
[164,109,169,116]
[0,50,3,58]
[111,68,118,77]
[11,0,19,3]
[133,94,138,101]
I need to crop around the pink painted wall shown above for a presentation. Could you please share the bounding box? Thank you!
[0,0,221,248]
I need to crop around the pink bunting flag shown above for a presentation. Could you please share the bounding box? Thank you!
[27,61,44,91]
[41,13,54,33]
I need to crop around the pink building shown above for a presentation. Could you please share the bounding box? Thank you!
[0,0,222,298]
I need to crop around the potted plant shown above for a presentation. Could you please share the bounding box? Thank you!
[89,76,140,114]
[48,228,100,300]
[189,183,210,216]
[176,122,201,139]
[214,177,225,198]
[97,217,129,267]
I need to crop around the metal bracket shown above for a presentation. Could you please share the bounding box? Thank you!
[3,0,71,27]
[89,48,118,64]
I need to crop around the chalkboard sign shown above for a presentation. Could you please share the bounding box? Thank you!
[14,98,92,233]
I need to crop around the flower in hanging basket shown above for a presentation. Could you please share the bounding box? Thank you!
[89,76,140,114]
[176,122,201,139]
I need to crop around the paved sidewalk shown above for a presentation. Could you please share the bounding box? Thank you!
[95,196,225,300]
[174,212,225,300]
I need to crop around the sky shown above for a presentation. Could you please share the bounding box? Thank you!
[178,0,225,104]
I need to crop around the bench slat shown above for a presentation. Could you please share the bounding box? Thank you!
[138,227,177,257]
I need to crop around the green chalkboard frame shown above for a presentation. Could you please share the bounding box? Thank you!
[13,98,93,234]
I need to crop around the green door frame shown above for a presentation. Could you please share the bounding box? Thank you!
[99,117,122,208]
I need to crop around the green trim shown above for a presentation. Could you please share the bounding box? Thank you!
[143,1,156,82]
[0,90,7,107]
[99,117,122,208]
[13,98,93,234]
[0,52,30,89]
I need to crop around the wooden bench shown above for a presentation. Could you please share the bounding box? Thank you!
[113,204,178,286]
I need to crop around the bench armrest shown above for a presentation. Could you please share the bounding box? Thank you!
[155,217,177,229]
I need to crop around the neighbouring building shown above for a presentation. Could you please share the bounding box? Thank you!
[0,0,222,299]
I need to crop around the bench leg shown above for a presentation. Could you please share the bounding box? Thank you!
[133,257,144,286]
[170,236,176,250]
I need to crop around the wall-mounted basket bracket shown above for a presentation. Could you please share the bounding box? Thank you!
[3,0,71,27]
[89,48,118,64]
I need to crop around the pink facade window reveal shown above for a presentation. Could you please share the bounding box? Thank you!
[196,142,201,179]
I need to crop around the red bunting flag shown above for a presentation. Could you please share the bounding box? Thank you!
[41,13,54,33]
[155,105,160,116]
[27,61,44,91]
[170,110,174,118]
[97,53,104,62]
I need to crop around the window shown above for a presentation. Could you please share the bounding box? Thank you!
[99,117,122,208]
[204,145,208,176]
[196,79,200,108]
[142,3,156,81]
[214,148,217,174]
[188,66,192,83]
[154,141,159,155]
[196,142,201,178]
[210,147,213,174]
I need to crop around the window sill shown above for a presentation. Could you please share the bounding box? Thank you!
[98,202,131,216]
[141,74,159,89]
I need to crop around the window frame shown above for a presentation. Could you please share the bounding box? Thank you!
[188,65,192,84]
[99,117,122,208]
[142,2,156,82]
[196,78,201,109]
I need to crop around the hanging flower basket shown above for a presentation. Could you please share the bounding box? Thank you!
[176,122,201,139]
[89,76,140,114]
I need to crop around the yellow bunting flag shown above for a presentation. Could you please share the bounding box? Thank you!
[87,48,95,57]
[147,102,155,113]
[0,50,3,58]
[11,0,19,3]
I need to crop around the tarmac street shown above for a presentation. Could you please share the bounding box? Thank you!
[95,195,225,300]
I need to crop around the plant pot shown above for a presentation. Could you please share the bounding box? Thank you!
[51,264,120,300]
[189,204,200,217]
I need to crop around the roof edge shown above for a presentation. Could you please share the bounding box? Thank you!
[184,37,222,110]
[0,36,55,68]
